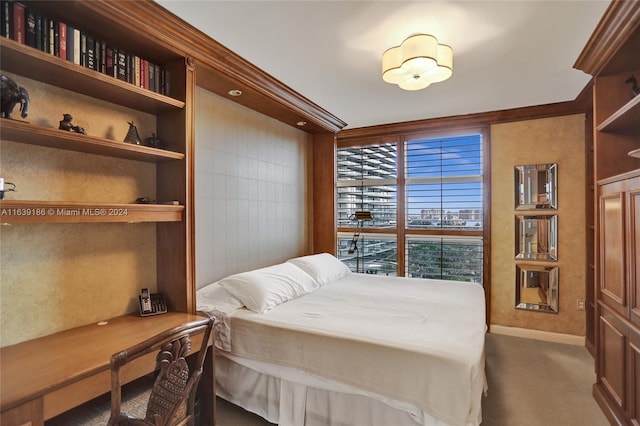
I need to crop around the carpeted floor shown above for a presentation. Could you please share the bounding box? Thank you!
[214,333,610,426]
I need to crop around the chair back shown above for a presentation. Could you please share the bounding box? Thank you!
[108,317,214,426]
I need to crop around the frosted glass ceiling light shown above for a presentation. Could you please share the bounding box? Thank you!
[382,34,453,91]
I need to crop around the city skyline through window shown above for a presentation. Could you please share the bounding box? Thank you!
[337,132,484,284]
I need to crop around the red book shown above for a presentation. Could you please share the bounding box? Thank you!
[12,2,25,43]
[58,22,66,59]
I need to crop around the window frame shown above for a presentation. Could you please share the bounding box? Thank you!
[336,128,490,283]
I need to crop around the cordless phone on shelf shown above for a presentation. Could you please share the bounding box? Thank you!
[139,288,167,316]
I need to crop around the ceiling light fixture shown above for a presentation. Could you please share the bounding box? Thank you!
[228,89,242,96]
[382,33,453,91]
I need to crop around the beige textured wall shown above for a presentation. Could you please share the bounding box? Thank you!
[194,87,313,288]
[0,73,158,346]
[490,114,586,336]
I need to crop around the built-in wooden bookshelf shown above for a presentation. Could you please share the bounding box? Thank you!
[0,1,192,314]
[0,118,185,162]
[574,2,640,425]
[0,200,183,224]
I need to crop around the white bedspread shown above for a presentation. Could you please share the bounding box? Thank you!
[202,273,486,426]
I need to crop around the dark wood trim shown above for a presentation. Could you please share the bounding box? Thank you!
[574,1,640,76]
[482,127,492,329]
[313,133,338,254]
[337,101,585,141]
[575,78,595,113]
[396,140,406,277]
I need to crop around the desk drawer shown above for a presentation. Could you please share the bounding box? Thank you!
[1,399,44,426]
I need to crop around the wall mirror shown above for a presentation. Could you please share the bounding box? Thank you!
[515,215,558,260]
[514,164,557,210]
[516,265,559,313]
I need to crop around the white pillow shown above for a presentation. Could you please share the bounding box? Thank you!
[218,262,318,313]
[287,253,351,286]
[196,281,244,314]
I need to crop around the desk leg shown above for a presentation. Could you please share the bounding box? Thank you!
[199,345,217,426]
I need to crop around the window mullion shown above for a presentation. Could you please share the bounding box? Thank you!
[397,139,406,277]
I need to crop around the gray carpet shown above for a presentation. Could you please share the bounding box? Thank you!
[215,333,609,426]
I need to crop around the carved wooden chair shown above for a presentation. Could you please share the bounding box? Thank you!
[107,317,214,426]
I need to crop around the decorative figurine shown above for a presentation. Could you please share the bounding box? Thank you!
[58,113,86,134]
[124,121,142,145]
[1,74,29,119]
[626,75,639,99]
[0,178,16,200]
[144,132,163,149]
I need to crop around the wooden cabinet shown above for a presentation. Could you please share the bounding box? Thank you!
[575,1,640,424]
[596,172,640,425]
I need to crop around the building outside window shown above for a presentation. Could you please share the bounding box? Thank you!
[336,132,485,285]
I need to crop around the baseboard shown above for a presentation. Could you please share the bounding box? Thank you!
[489,324,585,346]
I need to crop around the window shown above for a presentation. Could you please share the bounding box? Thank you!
[336,132,485,285]
[337,144,397,229]
[405,135,483,230]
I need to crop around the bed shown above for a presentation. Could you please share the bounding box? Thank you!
[197,253,487,426]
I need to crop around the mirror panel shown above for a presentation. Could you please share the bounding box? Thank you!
[514,164,557,210]
[516,265,559,313]
[515,215,558,260]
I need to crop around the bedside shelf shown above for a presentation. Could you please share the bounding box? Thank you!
[0,119,184,162]
[0,200,183,224]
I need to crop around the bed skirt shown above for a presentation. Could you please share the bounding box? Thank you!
[215,352,475,426]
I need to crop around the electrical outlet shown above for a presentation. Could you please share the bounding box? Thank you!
[577,299,586,311]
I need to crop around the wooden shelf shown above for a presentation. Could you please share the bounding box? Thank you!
[0,118,184,162]
[597,94,640,132]
[0,38,185,114]
[0,200,183,224]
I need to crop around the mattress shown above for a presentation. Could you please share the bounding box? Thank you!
[200,272,486,426]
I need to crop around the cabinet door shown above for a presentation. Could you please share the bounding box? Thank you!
[600,186,628,317]
[629,325,640,426]
[629,186,640,328]
[600,307,627,413]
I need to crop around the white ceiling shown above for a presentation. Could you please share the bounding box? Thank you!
[156,0,610,130]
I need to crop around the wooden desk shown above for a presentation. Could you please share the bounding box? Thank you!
[1,312,212,426]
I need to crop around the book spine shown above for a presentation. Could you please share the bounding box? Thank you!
[148,62,156,93]
[86,34,95,70]
[128,53,134,84]
[105,45,114,76]
[41,16,48,52]
[24,7,35,47]
[134,55,140,87]
[139,58,145,88]
[34,13,41,50]
[80,32,86,66]
[52,18,58,56]
[48,19,54,55]
[163,69,170,96]
[12,2,24,43]
[72,28,80,64]
[99,40,106,73]
[95,39,101,72]
[117,50,127,81]
[66,25,74,61]
[0,1,13,39]
[58,21,66,59]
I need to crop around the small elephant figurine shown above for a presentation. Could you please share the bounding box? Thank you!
[0,74,29,119]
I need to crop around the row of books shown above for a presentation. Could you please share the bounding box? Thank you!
[1,1,171,96]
